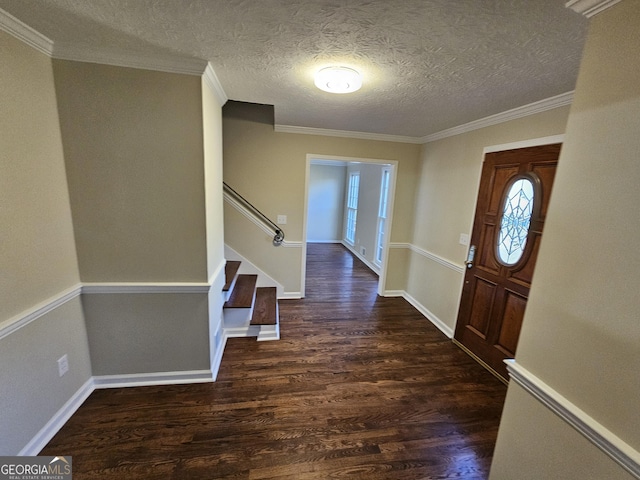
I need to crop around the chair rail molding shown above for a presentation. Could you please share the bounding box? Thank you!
[565,0,622,17]
[506,360,640,478]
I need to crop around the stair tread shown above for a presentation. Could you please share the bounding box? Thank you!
[223,261,242,292]
[251,287,278,325]
[224,274,257,308]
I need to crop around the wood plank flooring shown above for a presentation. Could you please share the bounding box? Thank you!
[42,243,507,479]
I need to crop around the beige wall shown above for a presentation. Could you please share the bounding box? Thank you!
[407,105,571,332]
[307,164,347,242]
[53,60,208,282]
[0,31,80,320]
[0,31,92,455]
[222,101,421,294]
[491,1,640,477]
[490,383,635,480]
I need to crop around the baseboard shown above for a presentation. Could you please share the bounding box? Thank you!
[341,242,381,275]
[210,333,228,381]
[93,370,214,389]
[398,291,454,338]
[223,325,261,340]
[279,291,303,299]
[20,368,217,455]
[19,377,94,456]
[506,360,640,478]
[383,290,405,297]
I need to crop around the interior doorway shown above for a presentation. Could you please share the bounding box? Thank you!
[301,154,398,297]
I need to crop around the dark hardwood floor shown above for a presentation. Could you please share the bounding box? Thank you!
[42,243,507,479]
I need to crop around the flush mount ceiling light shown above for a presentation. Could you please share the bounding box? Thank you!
[314,66,362,94]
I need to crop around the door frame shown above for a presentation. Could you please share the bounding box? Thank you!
[452,134,565,338]
[302,154,398,297]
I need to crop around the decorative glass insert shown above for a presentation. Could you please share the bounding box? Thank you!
[497,178,535,265]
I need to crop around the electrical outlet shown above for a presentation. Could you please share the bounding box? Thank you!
[277,215,287,225]
[57,354,69,377]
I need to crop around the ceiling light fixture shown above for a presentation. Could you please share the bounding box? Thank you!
[314,66,362,94]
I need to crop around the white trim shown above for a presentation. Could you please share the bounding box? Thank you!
[203,62,229,106]
[401,291,455,338]
[275,124,423,144]
[506,360,640,479]
[421,92,574,143]
[392,242,465,274]
[0,285,82,341]
[483,134,565,154]
[93,370,213,389]
[208,258,226,290]
[342,241,381,276]
[51,42,207,76]
[0,7,53,56]
[210,331,227,381]
[565,0,622,17]
[309,154,395,166]
[310,159,348,167]
[82,283,210,294]
[0,282,217,340]
[279,291,303,299]
[0,7,212,76]
[19,378,95,456]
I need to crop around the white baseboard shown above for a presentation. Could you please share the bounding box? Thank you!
[341,241,381,275]
[279,291,303,299]
[93,370,213,389]
[382,290,454,338]
[210,330,227,381]
[19,377,94,456]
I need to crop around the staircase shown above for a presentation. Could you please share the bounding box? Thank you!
[223,260,280,341]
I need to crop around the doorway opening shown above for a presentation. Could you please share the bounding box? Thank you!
[301,154,398,297]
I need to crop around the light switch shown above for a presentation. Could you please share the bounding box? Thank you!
[277,215,287,225]
[459,233,469,246]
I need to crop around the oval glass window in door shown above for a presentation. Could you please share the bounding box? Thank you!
[497,178,535,265]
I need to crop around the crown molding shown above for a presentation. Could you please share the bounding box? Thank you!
[0,7,53,56]
[565,0,622,17]
[421,91,574,143]
[203,62,229,106]
[277,92,573,145]
[0,7,213,77]
[52,42,208,76]
[274,125,424,144]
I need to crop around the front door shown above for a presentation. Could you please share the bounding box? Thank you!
[453,143,561,380]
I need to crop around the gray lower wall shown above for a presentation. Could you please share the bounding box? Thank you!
[0,296,92,455]
[83,293,210,376]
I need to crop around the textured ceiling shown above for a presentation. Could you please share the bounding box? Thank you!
[0,0,588,138]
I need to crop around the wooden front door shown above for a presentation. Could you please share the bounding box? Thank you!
[454,143,561,380]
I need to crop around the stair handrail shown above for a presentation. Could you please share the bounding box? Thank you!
[223,182,285,246]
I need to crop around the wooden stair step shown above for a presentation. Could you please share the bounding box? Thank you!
[223,260,241,292]
[224,274,257,308]
[251,287,278,325]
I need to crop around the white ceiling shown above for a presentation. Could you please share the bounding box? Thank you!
[0,0,589,139]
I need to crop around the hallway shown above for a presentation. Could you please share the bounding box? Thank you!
[42,243,507,479]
